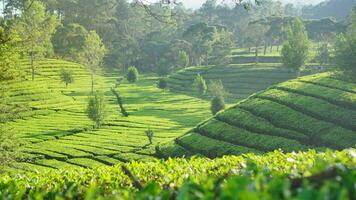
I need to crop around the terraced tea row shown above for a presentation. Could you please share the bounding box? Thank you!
[1,59,211,171]
[167,63,319,102]
[159,73,356,158]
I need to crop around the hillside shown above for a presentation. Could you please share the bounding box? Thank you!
[159,73,356,158]
[0,59,211,171]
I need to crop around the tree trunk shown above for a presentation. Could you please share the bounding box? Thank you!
[31,52,35,81]
[270,45,273,53]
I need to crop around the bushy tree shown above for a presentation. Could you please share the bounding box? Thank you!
[127,66,139,83]
[281,18,310,75]
[60,69,74,88]
[157,58,172,76]
[11,0,60,81]
[157,78,168,90]
[86,91,106,128]
[209,29,235,65]
[78,31,106,92]
[335,10,356,76]
[194,74,207,96]
[315,43,330,66]
[211,96,225,115]
[208,80,228,98]
[0,27,20,80]
[52,23,88,61]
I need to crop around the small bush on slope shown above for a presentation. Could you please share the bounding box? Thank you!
[127,66,139,83]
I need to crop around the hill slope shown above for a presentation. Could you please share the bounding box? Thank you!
[0,59,210,171]
[159,73,356,158]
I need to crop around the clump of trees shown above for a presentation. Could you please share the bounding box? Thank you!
[335,10,356,76]
[194,74,207,96]
[208,80,227,115]
[86,91,106,128]
[281,18,310,76]
[60,69,74,88]
[127,66,139,83]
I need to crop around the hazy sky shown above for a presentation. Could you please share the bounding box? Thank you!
[163,0,327,9]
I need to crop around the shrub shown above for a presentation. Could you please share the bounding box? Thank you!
[208,80,228,98]
[60,69,74,88]
[157,78,168,90]
[157,58,172,76]
[177,50,189,68]
[211,95,226,115]
[127,66,139,83]
[194,74,207,96]
[145,128,154,144]
[281,18,310,74]
[86,91,106,128]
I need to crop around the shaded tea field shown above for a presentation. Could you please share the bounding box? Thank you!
[159,73,356,158]
[0,59,210,171]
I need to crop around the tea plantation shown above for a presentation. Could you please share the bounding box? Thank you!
[159,73,356,158]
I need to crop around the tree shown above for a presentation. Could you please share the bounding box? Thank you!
[208,80,228,98]
[315,43,330,66]
[145,128,154,145]
[52,23,88,61]
[78,31,106,92]
[86,91,106,128]
[157,78,168,90]
[194,74,207,96]
[0,27,20,80]
[335,9,356,76]
[281,18,310,75]
[127,66,139,83]
[177,50,189,68]
[211,95,225,115]
[11,0,59,81]
[209,29,235,65]
[245,23,269,64]
[59,69,74,88]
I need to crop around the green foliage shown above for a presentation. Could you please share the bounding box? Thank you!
[0,27,20,81]
[52,23,88,61]
[145,128,154,145]
[157,78,168,90]
[59,69,74,88]
[281,18,310,72]
[127,66,139,83]
[10,0,60,81]
[86,91,106,128]
[211,96,225,115]
[315,43,330,66]
[0,149,355,199]
[194,74,207,96]
[177,50,189,68]
[208,80,228,98]
[335,11,356,76]
[156,58,171,76]
[78,30,106,92]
